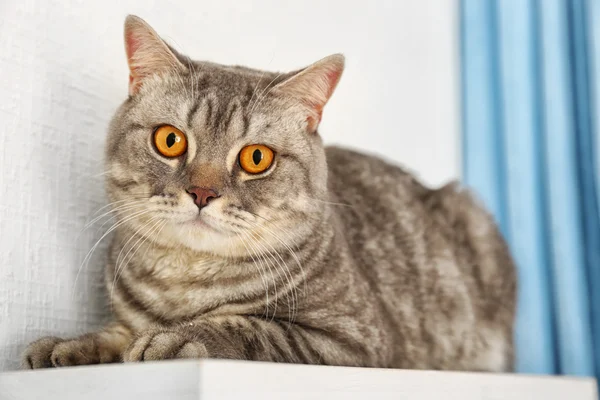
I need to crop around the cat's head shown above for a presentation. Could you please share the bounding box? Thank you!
[105,15,344,256]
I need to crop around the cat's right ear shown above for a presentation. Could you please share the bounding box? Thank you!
[273,54,345,133]
[124,15,186,96]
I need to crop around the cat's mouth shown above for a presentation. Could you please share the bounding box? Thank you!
[187,212,235,235]
[190,216,212,228]
[188,214,220,231]
[178,197,242,236]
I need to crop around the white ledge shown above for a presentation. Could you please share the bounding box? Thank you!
[0,360,597,400]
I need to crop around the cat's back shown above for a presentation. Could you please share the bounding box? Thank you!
[324,145,440,269]
[324,145,514,295]
[325,146,430,219]
[325,146,517,371]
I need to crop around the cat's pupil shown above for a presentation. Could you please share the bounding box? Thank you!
[252,149,263,165]
[166,133,176,148]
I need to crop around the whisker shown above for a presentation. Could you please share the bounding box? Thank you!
[249,72,284,115]
[299,196,354,208]
[112,215,162,291]
[247,53,275,113]
[242,218,304,324]
[246,211,302,249]
[235,231,270,319]
[246,228,295,323]
[82,201,147,234]
[70,208,153,300]
[162,36,194,101]
[111,218,166,307]
[245,212,308,321]
[241,229,278,321]
[96,202,151,233]
[91,199,135,217]
[88,169,115,178]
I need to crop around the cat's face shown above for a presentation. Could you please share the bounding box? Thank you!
[104,16,343,257]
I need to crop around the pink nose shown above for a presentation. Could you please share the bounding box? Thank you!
[186,187,219,209]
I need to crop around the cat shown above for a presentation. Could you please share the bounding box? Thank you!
[23,15,517,371]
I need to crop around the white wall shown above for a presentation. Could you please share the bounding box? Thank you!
[0,0,460,371]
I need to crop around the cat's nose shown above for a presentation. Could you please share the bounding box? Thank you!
[186,187,220,209]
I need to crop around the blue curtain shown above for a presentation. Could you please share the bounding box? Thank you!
[460,0,600,378]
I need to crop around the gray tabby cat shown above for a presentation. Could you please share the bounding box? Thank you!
[24,15,516,371]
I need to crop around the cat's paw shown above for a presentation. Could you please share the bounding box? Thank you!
[123,330,209,362]
[22,337,64,369]
[23,335,110,369]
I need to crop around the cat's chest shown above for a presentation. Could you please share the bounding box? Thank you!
[144,250,229,283]
[118,248,264,320]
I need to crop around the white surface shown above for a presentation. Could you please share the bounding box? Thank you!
[0,360,596,400]
[0,0,461,371]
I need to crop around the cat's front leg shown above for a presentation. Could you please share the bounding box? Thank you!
[23,322,132,369]
[124,316,367,366]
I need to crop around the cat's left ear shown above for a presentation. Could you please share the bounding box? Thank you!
[124,15,186,96]
[274,54,345,133]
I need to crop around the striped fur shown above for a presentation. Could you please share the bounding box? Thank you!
[23,16,516,371]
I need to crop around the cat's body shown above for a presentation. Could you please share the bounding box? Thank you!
[23,16,516,371]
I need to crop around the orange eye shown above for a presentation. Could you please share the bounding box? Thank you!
[153,125,188,157]
[239,144,274,174]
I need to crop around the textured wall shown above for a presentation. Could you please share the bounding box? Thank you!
[0,0,460,370]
